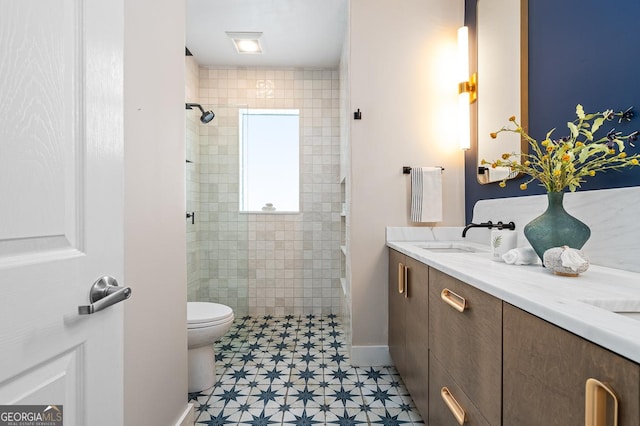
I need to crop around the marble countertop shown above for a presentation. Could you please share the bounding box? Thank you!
[386,227,640,364]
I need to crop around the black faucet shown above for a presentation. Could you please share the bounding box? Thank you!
[462,220,515,237]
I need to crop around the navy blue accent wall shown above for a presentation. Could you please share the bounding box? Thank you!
[464,0,640,222]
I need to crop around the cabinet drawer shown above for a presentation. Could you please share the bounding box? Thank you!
[429,268,502,425]
[503,303,640,425]
[429,351,491,426]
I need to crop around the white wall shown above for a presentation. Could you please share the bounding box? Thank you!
[186,56,201,302]
[339,14,353,354]
[123,1,189,425]
[349,0,465,363]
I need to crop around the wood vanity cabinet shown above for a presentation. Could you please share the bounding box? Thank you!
[428,268,502,426]
[389,250,640,426]
[429,352,490,426]
[388,249,429,418]
[503,303,640,426]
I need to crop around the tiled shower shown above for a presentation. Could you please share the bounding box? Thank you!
[186,58,345,317]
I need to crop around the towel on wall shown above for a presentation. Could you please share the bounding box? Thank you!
[410,167,443,222]
[488,166,512,182]
[487,166,519,183]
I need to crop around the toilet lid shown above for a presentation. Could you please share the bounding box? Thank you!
[187,302,233,326]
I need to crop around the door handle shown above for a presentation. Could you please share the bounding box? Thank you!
[78,276,132,315]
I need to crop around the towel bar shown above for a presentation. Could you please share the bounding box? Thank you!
[403,166,444,174]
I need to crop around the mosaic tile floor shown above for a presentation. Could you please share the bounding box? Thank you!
[189,314,425,425]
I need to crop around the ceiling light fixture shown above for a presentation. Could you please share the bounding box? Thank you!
[226,32,263,54]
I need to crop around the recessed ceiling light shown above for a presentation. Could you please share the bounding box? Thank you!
[226,32,263,54]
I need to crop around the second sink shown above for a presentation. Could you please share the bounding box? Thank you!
[415,241,490,254]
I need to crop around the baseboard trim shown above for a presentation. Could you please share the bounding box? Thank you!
[174,403,194,426]
[350,345,392,367]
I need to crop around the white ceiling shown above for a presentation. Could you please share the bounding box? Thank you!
[186,0,348,68]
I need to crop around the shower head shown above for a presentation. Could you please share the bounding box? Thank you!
[185,103,215,124]
[200,109,215,124]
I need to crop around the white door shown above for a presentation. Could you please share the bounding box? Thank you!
[0,0,125,425]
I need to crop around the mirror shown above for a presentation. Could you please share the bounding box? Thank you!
[476,0,528,184]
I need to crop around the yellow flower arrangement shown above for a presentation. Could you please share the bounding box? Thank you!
[484,105,640,192]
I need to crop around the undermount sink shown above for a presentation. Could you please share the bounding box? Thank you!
[580,300,640,322]
[415,241,490,254]
[618,312,640,321]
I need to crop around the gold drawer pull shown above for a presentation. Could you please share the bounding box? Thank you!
[398,263,405,294]
[441,288,467,312]
[585,378,619,426]
[441,387,466,425]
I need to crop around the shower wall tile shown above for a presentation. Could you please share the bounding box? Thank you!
[196,65,343,316]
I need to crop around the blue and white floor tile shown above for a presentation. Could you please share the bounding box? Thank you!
[189,314,425,425]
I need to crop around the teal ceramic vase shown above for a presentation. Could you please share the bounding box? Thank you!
[524,192,591,263]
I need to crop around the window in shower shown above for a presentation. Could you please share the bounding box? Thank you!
[239,108,300,212]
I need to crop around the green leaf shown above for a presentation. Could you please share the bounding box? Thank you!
[545,128,556,140]
[567,121,579,138]
[591,117,605,133]
[580,129,594,141]
[578,145,607,163]
[576,104,585,119]
[569,177,583,192]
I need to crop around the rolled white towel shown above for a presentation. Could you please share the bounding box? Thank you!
[502,247,539,265]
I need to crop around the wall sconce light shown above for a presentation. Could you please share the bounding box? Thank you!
[457,26,477,150]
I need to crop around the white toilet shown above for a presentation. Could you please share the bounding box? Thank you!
[187,302,234,392]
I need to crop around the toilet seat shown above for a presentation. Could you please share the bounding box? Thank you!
[187,302,233,329]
